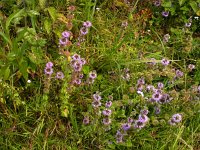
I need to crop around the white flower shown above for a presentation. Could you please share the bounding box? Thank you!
[137,91,144,97]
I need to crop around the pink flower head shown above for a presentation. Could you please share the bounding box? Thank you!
[56,71,64,79]
[83,21,92,28]
[46,62,53,68]
[62,31,71,38]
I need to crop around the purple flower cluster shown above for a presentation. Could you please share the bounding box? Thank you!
[87,70,97,84]
[44,62,54,75]
[134,110,149,129]
[168,113,182,125]
[115,130,124,143]
[150,88,171,104]
[70,54,86,72]
[92,93,102,108]
[77,21,92,46]
[59,31,72,47]
[102,99,113,126]
[161,58,170,66]
[137,77,145,91]
[44,62,64,79]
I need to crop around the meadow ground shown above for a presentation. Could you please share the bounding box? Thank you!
[0,0,200,149]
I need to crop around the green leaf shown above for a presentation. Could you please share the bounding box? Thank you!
[0,31,12,46]
[178,0,186,6]
[27,10,40,16]
[47,7,57,22]
[61,106,69,118]
[82,66,90,74]
[44,19,52,34]
[4,67,10,80]
[190,1,198,13]
[6,8,25,32]
[19,59,28,80]
[39,0,46,9]
[162,1,172,7]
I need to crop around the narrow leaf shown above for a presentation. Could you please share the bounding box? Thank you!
[6,8,25,32]
[0,31,12,46]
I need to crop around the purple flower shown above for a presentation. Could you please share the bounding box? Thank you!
[159,93,170,104]
[121,21,128,28]
[71,54,81,60]
[83,21,92,28]
[87,78,95,84]
[140,109,149,115]
[153,88,162,94]
[89,71,97,79]
[154,106,161,114]
[168,119,176,126]
[171,113,182,123]
[80,58,86,65]
[185,22,192,27]
[175,70,184,78]
[148,58,156,66]
[149,98,156,103]
[102,109,112,116]
[62,31,71,38]
[46,62,53,68]
[44,67,53,75]
[102,117,111,125]
[146,85,155,92]
[161,58,170,66]
[127,117,134,123]
[157,82,164,89]
[59,37,69,46]
[93,93,102,101]
[162,11,169,17]
[79,74,84,78]
[121,123,131,131]
[80,27,88,35]
[105,101,112,108]
[92,100,102,108]
[108,95,113,100]
[163,34,170,43]
[73,79,82,85]
[115,130,123,143]
[56,71,64,79]
[122,73,130,81]
[137,78,145,85]
[188,64,195,71]
[134,120,145,129]
[138,114,149,123]
[83,116,89,125]
[152,92,162,102]
[73,61,83,72]
[137,84,144,91]
[154,0,161,6]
